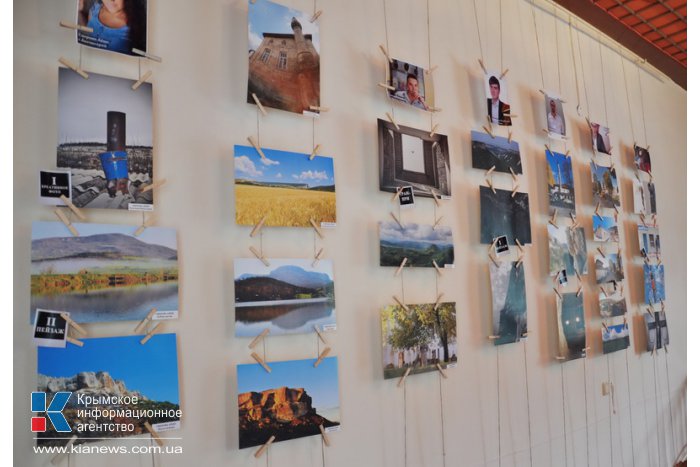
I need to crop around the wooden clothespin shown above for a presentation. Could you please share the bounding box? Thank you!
[319,425,330,446]
[144,421,164,447]
[499,68,509,80]
[254,436,275,458]
[309,105,329,112]
[591,156,598,171]
[488,335,501,340]
[312,248,324,267]
[141,178,167,193]
[486,166,496,178]
[397,367,412,387]
[394,257,408,276]
[602,322,609,332]
[548,209,558,228]
[432,260,442,276]
[314,325,328,345]
[427,106,442,113]
[508,166,518,182]
[638,214,647,227]
[392,295,410,312]
[511,183,519,198]
[430,124,439,137]
[522,332,530,337]
[58,57,88,79]
[378,82,396,91]
[477,58,487,74]
[569,212,579,229]
[248,329,270,349]
[507,131,513,143]
[612,203,619,214]
[426,65,438,75]
[247,136,267,160]
[131,48,162,62]
[59,20,93,33]
[435,363,448,378]
[576,285,582,297]
[432,216,443,230]
[594,202,602,220]
[132,70,152,91]
[565,149,571,158]
[597,247,606,258]
[251,93,268,116]
[553,288,562,300]
[575,271,581,284]
[54,209,79,237]
[59,195,86,221]
[433,293,444,311]
[134,308,157,334]
[309,144,321,160]
[385,112,400,130]
[310,10,323,22]
[482,125,495,139]
[489,237,498,254]
[309,218,324,238]
[544,144,552,154]
[250,216,266,237]
[485,177,496,194]
[249,246,270,266]
[66,336,84,347]
[488,252,500,267]
[51,435,78,465]
[379,44,391,62]
[60,312,86,336]
[251,352,271,373]
[515,253,524,269]
[390,212,403,229]
[430,190,441,207]
[134,215,156,237]
[140,323,163,345]
[555,356,567,361]
[600,286,609,297]
[392,186,404,201]
[314,347,331,367]
[515,238,524,253]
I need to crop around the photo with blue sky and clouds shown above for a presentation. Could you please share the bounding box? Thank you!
[234,145,334,188]
[248,0,320,53]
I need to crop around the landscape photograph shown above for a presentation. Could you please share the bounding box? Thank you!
[381,302,457,378]
[595,252,624,284]
[602,321,630,354]
[234,145,336,227]
[234,258,335,336]
[593,215,619,242]
[557,293,586,361]
[638,224,661,259]
[37,334,180,446]
[633,179,657,216]
[643,264,666,304]
[547,224,588,278]
[489,261,527,345]
[590,163,621,209]
[546,149,575,215]
[31,221,178,324]
[379,221,454,268]
[645,311,669,351]
[237,357,340,449]
[480,186,532,245]
[471,130,522,174]
[57,68,153,210]
[599,282,627,318]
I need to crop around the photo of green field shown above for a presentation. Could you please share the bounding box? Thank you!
[234,145,336,227]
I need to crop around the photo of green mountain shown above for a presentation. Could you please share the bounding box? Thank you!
[379,221,454,268]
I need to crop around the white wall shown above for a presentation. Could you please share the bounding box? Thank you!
[13,0,687,466]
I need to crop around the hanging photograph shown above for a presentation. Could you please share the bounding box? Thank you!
[602,320,630,354]
[599,281,627,318]
[645,310,669,351]
[36,334,180,446]
[234,258,336,337]
[234,145,336,227]
[379,221,454,268]
[489,261,527,345]
[480,186,532,245]
[637,224,661,259]
[593,215,619,243]
[547,224,587,278]
[30,221,178,324]
[386,58,434,111]
[643,263,665,304]
[590,163,621,209]
[247,0,320,115]
[378,118,451,198]
[546,149,575,215]
[633,178,657,216]
[57,68,153,210]
[556,292,586,361]
[544,93,566,139]
[484,72,512,126]
[76,0,148,56]
[590,122,612,155]
[595,250,624,284]
[381,302,457,378]
[237,357,340,449]
[471,130,522,174]
[634,145,652,174]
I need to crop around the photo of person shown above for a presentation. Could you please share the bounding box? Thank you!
[634,145,652,174]
[590,122,612,155]
[387,58,434,112]
[484,73,511,126]
[76,0,148,57]
[544,94,566,138]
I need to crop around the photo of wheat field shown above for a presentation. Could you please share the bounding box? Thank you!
[234,145,336,227]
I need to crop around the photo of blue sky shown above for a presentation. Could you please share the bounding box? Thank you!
[546,150,573,187]
[591,164,619,190]
[238,357,339,412]
[248,0,320,53]
[32,221,177,250]
[472,130,519,153]
[593,215,617,232]
[38,334,179,404]
[234,145,335,188]
[379,222,453,246]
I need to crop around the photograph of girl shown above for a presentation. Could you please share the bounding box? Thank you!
[76,0,147,56]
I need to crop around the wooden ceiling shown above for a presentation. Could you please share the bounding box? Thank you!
[551,0,687,89]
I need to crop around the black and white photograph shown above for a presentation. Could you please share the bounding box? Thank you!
[489,261,527,345]
[471,130,522,174]
[378,118,451,198]
[480,186,531,245]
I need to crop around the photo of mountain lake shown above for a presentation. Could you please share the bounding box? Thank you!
[234,258,335,336]
[379,221,454,268]
[30,221,178,324]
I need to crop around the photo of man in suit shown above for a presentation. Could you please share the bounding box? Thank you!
[487,75,512,126]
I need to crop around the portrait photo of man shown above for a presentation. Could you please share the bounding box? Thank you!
[387,59,434,112]
[485,75,511,126]
[590,122,612,155]
[545,95,566,138]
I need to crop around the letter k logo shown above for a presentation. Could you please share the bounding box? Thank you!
[31,392,71,432]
